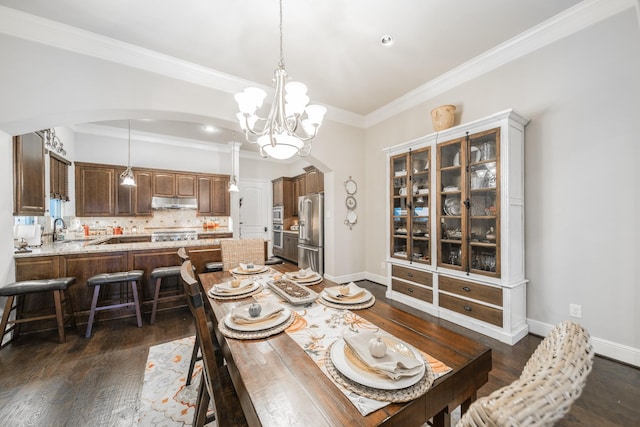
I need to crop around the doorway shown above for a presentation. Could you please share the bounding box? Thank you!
[238,179,271,254]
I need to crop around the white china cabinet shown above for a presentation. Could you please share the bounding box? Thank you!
[385,109,529,344]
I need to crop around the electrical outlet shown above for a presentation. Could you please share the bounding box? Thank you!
[569,304,582,318]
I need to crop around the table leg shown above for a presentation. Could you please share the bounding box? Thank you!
[432,407,451,427]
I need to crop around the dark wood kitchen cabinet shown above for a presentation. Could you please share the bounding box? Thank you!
[304,166,324,194]
[115,167,152,216]
[153,172,197,197]
[283,232,298,263]
[13,132,46,215]
[292,173,306,216]
[75,162,115,216]
[197,175,230,216]
[272,177,294,220]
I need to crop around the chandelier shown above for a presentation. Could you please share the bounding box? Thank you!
[235,0,327,160]
[120,120,136,186]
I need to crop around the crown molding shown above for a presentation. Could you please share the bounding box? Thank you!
[0,5,365,129]
[365,0,636,127]
[0,1,633,131]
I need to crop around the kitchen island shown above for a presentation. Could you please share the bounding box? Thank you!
[12,233,238,334]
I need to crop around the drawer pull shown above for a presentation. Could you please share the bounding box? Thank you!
[462,286,471,292]
[407,287,414,293]
[464,305,472,312]
[407,273,414,278]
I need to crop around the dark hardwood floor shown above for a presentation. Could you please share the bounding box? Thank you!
[0,280,638,426]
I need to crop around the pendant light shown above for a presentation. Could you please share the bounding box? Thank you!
[229,134,239,192]
[120,120,136,186]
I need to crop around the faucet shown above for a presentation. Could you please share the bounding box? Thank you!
[53,218,66,242]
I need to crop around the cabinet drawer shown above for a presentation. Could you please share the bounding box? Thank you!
[439,276,502,306]
[391,265,432,286]
[391,279,433,303]
[439,293,503,327]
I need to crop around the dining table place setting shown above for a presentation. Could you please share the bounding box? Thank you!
[230,262,270,276]
[207,277,264,300]
[284,267,323,285]
[218,299,294,340]
[318,281,375,309]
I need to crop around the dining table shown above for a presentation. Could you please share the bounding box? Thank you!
[199,263,491,427]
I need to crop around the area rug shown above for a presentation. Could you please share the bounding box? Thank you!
[136,335,215,426]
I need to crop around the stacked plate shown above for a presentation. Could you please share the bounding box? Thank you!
[320,283,374,307]
[284,269,323,286]
[222,301,292,332]
[330,335,425,390]
[231,264,269,275]
[208,278,260,298]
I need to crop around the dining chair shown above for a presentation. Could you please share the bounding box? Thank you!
[220,238,265,272]
[457,321,594,427]
[180,260,248,427]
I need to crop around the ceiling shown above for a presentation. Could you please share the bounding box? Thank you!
[0,0,583,147]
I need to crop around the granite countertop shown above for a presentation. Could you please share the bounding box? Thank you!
[13,237,230,258]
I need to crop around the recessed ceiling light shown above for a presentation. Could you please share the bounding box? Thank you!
[381,35,393,46]
[203,125,216,133]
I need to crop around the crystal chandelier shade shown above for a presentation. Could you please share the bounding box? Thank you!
[235,0,326,160]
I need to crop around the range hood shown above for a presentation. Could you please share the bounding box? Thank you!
[151,196,198,210]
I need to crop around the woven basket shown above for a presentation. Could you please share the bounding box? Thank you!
[457,321,594,427]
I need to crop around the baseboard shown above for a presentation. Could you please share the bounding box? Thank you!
[528,319,640,368]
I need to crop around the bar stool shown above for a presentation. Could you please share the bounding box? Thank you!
[149,266,182,325]
[85,270,143,338]
[204,261,223,272]
[0,277,76,348]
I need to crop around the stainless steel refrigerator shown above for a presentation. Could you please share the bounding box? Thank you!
[298,193,324,275]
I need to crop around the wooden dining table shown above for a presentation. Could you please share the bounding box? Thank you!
[199,263,491,427]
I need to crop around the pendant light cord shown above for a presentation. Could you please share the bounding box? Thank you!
[128,119,132,167]
[278,0,285,69]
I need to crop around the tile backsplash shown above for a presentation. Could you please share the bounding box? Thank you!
[70,210,229,234]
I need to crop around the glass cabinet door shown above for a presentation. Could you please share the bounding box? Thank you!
[410,147,430,263]
[391,153,409,259]
[437,129,501,277]
[437,138,464,270]
[390,148,430,264]
[468,129,500,276]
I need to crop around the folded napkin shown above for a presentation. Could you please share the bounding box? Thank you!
[213,279,254,294]
[343,332,424,380]
[239,263,264,272]
[324,282,365,300]
[231,300,284,325]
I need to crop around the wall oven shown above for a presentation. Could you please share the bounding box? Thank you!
[273,206,284,224]
[272,224,283,250]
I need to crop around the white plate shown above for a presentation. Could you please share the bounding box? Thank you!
[444,197,461,216]
[232,265,269,275]
[223,308,291,332]
[330,338,425,390]
[453,146,481,166]
[321,289,373,305]
[208,281,260,297]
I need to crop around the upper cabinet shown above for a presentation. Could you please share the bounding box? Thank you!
[75,163,115,216]
[437,128,501,277]
[304,166,324,194]
[153,172,196,198]
[114,167,153,216]
[13,132,46,215]
[292,173,306,216]
[390,147,431,265]
[76,163,229,217]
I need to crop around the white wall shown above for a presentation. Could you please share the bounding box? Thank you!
[365,10,640,365]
